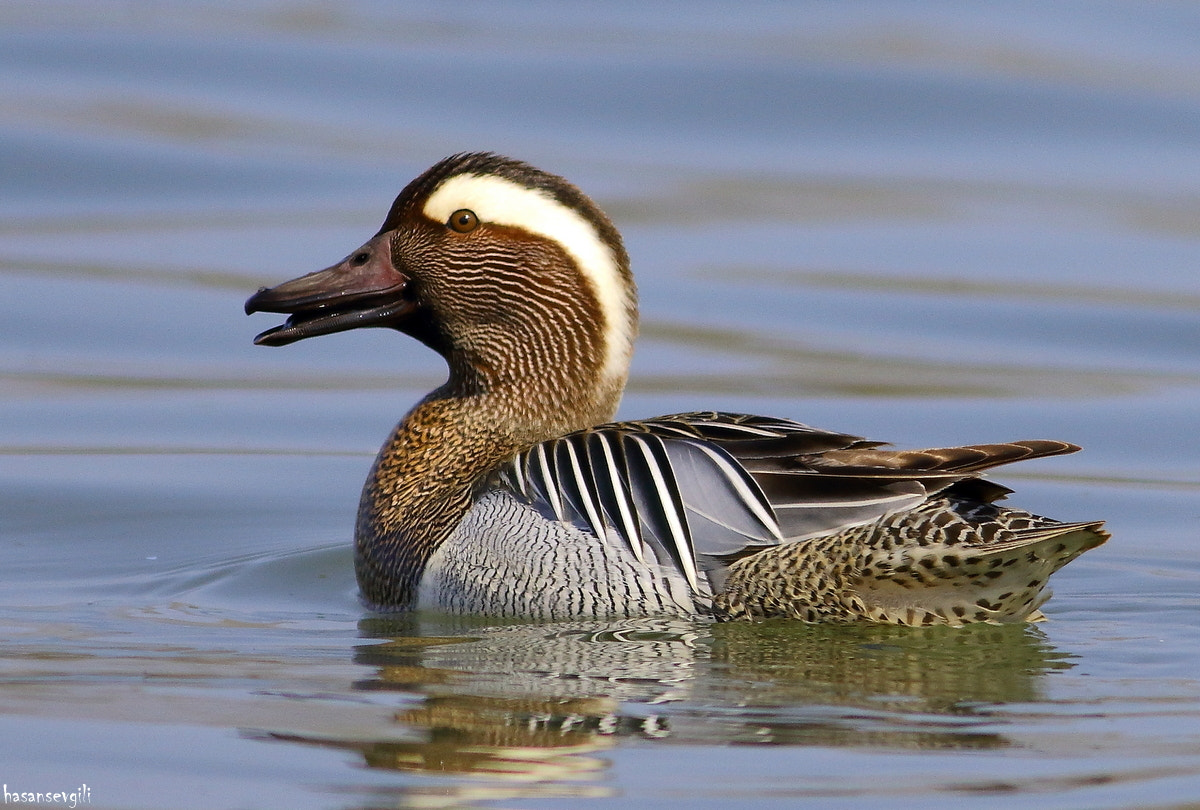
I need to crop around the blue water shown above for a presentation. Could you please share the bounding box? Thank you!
[2,3,1199,808]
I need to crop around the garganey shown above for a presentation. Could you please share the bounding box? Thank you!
[245,153,1108,625]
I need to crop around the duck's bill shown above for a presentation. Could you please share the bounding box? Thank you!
[246,293,415,346]
[244,236,414,346]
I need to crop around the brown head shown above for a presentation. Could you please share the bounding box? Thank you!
[245,152,638,441]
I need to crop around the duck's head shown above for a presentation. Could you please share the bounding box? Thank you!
[245,153,637,433]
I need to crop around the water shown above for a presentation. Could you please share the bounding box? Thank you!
[2,2,1199,808]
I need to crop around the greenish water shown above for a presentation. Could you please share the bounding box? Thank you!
[2,3,1199,808]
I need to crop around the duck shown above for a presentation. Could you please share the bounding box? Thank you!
[245,152,1108,625]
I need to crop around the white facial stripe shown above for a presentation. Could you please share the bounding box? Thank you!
[422,173,632,384]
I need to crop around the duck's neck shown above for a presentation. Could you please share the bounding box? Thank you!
[353,374,622,609]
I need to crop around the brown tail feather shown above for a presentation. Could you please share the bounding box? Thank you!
[818,440,1080,474]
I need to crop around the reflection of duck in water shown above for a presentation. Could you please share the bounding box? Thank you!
[258,617,1071,786]
[247,153,1108,624]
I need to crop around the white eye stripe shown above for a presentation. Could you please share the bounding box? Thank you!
[422,172,632,386]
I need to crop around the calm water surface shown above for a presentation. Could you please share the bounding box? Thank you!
[2,3,1199,808]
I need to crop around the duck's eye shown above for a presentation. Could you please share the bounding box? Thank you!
[447,209,479,233]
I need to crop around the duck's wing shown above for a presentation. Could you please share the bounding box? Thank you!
[496,411,1080,592]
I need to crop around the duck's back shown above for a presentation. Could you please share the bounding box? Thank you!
[414,414,1108,625]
